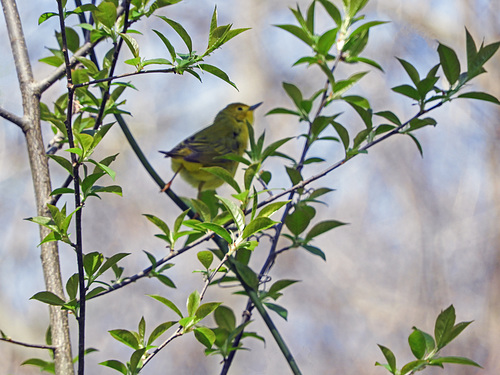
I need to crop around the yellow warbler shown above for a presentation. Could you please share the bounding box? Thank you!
[160,102,263,194]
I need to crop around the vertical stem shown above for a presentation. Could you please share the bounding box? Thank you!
[56,1,85,374]
[1,0,74,374]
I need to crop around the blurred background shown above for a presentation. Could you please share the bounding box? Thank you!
[1,0,499,374]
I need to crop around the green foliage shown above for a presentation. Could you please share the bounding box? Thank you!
[17,0,500,374]
[376,305,481,374]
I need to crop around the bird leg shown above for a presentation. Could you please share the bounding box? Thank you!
[161,165,183,192]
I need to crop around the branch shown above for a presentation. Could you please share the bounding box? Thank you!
[0,105,24,128]
[73,68,177,89]
[0,337,56,351]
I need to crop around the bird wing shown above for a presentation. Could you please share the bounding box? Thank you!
[164,122,240,166]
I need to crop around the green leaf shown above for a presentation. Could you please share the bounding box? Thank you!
[95,253,130,279]
[263,302,288,320]
[318,0,342,25]
[457,91,500,105]
[408,329,426,359]
[93,1,117,28]
[129,348,146,372]
[285,204,315,236]
[392,84,420,101]
[198,223,232,244]
[194,327,216,348]
[187,290,201,317]
[257,201,289,219]
[407,117,437,132]
[197,250,213,269]
[144,214,170,237]
[407,133,424,157]
[435,305,456,349]
[83,252,104,277]
[234,262,259,290]
[119,32,140,58]
[31,291,65,306]
[317,28,338,55]
[331,71,368,99]
[241,217,277,239]
[301,244,326,260]
[275,24,314,47]
[147,321,177,346]
[153,29,176,61]
[266,107,301,117]
[268,279,299,297]
[195,302,221,320]
[48,155,74,176]
[109,329,139,350]
[396,58,420,86]
[202,166,240,192]
[66,273,79,300]
[157,16,192,53]
[282,82,304,111]
[149,295,183,318]
[285,166,303,186]
[214,305,236,331]
[437,43,460,85]
[198,64,237,90]
[38,12,58,25]
[377,344,396,373]
[429,356,482,368]
[216,196,245,232]
[305,220,347,242]
[374,111,401,126]
[99,360,128,375]
[332,122,350,150]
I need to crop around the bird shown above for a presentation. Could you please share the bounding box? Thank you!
[160,102,263,196]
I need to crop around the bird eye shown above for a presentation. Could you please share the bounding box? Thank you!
[237,106,243,111]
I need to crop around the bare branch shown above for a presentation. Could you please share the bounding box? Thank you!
[0,105,24,128]
[0,337,56,351]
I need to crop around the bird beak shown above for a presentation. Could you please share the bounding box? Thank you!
[249,102,263,111]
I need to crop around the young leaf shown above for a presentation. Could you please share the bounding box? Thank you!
[198,64,237,90]
[109,329,140,350]
[31,291,66,306]
[147,321,177,346]
[457,92,500,105]
[202,166,241,193]
[305,220,347,242]
[149,295,183,319]
[434,305,456,349]
[408,329,426,359]
[187,290,201,317]
[437,43,460,86]
[157,16,192,53]
[216,195,245,232]
[241,217,277,239]
[377,344,397,373]
[214,306,236,331]
[197,250,213,269]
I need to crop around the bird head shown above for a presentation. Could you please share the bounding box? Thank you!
[222,102,263,124]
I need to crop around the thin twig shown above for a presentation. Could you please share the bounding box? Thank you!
[56,1,85,374]
[0,337,56,351]
[73,68,177,89]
